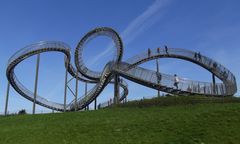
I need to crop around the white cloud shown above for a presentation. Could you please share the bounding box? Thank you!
[121,0,170,44]
[88,0,171,67]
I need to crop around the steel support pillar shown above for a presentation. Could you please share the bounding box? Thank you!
[85,82,88,111]
[156,59,160,97]
[33,54,40,115]
[63,61,68,112]
[85,82,87,96]
[114,74,120,104]
[212,74,216,95]
[75,72,79,111]
[4,82,10,116]
[94,98,97,110]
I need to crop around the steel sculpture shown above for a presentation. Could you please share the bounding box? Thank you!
[6,27,237,112]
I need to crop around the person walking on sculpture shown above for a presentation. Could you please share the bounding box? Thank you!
[198,52,202,61]
[165,45,169,55]
[157,72,162,84]
[194,52,198,60]
[174,74,180,89]
[157,47,160,54]
[148,48,151,57]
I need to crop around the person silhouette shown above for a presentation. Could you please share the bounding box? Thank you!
[198,52,202,61]
[148,48,151,57]
[174,74,179,89]
[165,45,169,55]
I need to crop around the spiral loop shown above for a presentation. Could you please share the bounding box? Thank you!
[6,27,237,111]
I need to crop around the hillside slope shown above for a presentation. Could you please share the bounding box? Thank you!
[0,96,240,144]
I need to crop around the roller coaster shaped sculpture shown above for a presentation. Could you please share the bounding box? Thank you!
[6,27,237,111]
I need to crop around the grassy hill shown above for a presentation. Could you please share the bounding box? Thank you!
[116,95,240,108]
[1,96,240,144]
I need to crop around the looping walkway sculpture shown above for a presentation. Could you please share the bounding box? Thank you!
[6,27,237,111]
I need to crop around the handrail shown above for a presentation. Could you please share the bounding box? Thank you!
[6,27,237,112]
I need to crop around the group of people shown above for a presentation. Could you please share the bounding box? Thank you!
[147,46,181,90]
[156,72,180,89]
[148,46,180,89]
[194,52,202,61]
[147,45,169,57]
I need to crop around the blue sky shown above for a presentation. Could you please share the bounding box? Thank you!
[0,0,240,114]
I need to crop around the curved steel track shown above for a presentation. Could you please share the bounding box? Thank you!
[6,27,237,111]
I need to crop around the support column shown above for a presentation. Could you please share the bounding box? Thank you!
[212,73,216,95]
[85,82,88,111]
[94,98,97,110]
[75,72,78,111]
[33,54,40,115]
[85,82,87,96]
[63,61,68,112]
[156,59,160,97]
[114,74,120,104]
[4,82,10,116]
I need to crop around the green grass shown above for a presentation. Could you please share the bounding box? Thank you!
[1,96,240,144]
[116,95,240,108]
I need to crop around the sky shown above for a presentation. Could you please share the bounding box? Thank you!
[0,0,240,114]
